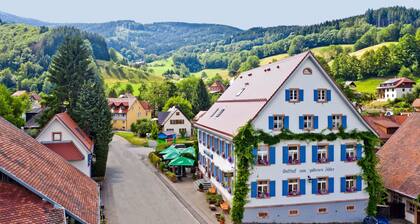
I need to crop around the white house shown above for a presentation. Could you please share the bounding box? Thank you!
[377,77,416,101]
[195,51,377,223]
[36,112,94,177]
[158,106,192,137]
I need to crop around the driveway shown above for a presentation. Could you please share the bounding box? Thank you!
[102,135,199,224]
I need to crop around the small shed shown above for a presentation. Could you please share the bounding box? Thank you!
[158,131,176,140]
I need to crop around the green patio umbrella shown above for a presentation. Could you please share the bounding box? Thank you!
[180,146,196,158]
[168,156,195,166]
[159,145,177,155]
[163,150,180,160]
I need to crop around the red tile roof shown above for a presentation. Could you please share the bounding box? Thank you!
[377,112,420,199]
[139,100,152,111]
[0,116,99,224]
[0,182,65,224]
[42,142,85,161]
[413,98,420,109]
[363,115,408,141]
[55,112,94,151]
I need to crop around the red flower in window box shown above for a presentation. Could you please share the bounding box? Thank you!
[346,187,357,192]
[257,192,269,199]
[318,189,328,195]
[288,158,300,165]
[288,191,299,196]
[346,156,357,162]
[318,157,328,163]
[228,157,233,163]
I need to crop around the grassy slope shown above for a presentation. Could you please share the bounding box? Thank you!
[349,42,397,58]
[114,132,148,146]
[355,76,420,94]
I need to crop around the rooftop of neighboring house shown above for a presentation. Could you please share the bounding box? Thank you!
[42,142,85,161]
[139,100,152,111]
[209,80,226,94]
[0,116,99,224]
[377,112,420,199]
[52,112,94,151]
[0,182,66,224]
[12,90,41,101]
[413,98,420,111]
[193,110,207,122]
[377,77,416,89]
[157,106,188,126]
[363,115,408,142]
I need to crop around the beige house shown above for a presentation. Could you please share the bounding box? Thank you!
[108,95,152,131]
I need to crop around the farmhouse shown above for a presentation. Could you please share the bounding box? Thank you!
[209,80,226,94]
[158,106,192,137]
[377,112,420,223]
[0,116,100,224]
[36,112,94,177]
[108,95,152,131]
[195,51,377,223]
[377,77,416,101]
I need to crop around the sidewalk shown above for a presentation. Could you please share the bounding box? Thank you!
[144,159,232,224]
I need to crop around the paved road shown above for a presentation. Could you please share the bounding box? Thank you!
[103,135,199,224]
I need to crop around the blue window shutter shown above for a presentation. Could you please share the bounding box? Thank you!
[356,176,362,191]
[328,116,333,129]
[225,143,229,158]
[269,147,276,165]
[213,166,217,178]
[299,116,304,129]
[269,181,276,197]
[342,115,347,129]
[300,145,306,163]
[313,89,318,102]
[282,180,288,196]
[327,90,332,101]
[284,116,289,129]
[312,178,318,194]
[341,144,346,161]
[268,116,274,130]
[285,89,290,101]
[220,169,223,183]
[299,89,304,101]
[251,182,257,198]
[328,177,334,193]
[314,116,319,129]
[328,145,334,162]
[356,144,362,160]
[340,177,346,192]
[312,145,318,163]
[300,179,306,195]
[282,146,288,164]
[209,136,212,148]
[252,148,257,164]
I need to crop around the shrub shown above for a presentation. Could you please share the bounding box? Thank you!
[158,162,165,172]
[148,152,161,166]
[165,171,177,182]
[206,193,223,205]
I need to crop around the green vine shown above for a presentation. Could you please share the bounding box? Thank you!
[231,122,385,223]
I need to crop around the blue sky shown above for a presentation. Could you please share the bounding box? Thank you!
[0,0,419,29]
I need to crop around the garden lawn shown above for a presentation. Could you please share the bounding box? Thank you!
[115,132,148,146]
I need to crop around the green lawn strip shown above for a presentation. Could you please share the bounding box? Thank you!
[115,132,148,146]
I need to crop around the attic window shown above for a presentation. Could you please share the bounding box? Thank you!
[236,88,245,96]
[248,73,252,76]
[215,109,225,117]
[303,68,312,75]
[210,108,219,117]
[277,65,280,69]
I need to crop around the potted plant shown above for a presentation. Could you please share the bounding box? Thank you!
[218,214,225,224]
[198,183,204,192]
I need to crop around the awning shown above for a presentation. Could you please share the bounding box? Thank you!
[180,146,196,158]
[163,150,180,160]
[159,145,177,155]
[168,156,195,166]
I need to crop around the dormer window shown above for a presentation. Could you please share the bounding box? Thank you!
[52,132,62,141]
[215,109,225,117]
[303,68,312,75]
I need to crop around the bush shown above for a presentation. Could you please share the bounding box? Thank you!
[148,151,161,166]
[165,171,177,182]
[132,118,154,137]
[206,193,223,205]
[158,162,166,172]
[156,142,171,152]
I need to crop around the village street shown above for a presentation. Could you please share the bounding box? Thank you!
[102,135,200,224]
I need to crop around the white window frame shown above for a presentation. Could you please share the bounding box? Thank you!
[345,176,357,192]
[346,144,356,161]
[290,89,299,102]
[332,114,342,129]
[288,178,299,195]
[317,177,328,194]
[273,114,284,130]
[317,145,328,163]
[52,132,62,141]
[317,89,327,102]
[257,145,269,166]
[303,115,314,130]
[257,180,269,199]
[288,145,299,164]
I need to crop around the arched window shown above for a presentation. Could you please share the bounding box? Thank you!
[303,68,312,75]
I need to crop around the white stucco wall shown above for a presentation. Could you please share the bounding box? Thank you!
[163,109,192,137]
[381,87,412,101]
[36,119,91,176]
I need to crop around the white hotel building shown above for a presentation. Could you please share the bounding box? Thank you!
[195,51,377,223]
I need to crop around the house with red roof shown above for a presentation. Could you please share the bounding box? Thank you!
[0,116,99,224]
[108,95,152,131]
[209,80,226,94]
[377,112,420,223]
[377,77,416,101]
[195,51,377,223]
[36,112,94,177]
[363,115,408,143]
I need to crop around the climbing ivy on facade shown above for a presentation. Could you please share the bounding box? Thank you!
[231,122,385,224]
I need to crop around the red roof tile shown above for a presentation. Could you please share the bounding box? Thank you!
[377,112,420,198]
[139,100,152,111]
[363,115,408,142]
[0,116,99,224]
[413,98,420,109]
[0,182,65,224]
[42,142,85,161]
[55,112,94,151]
